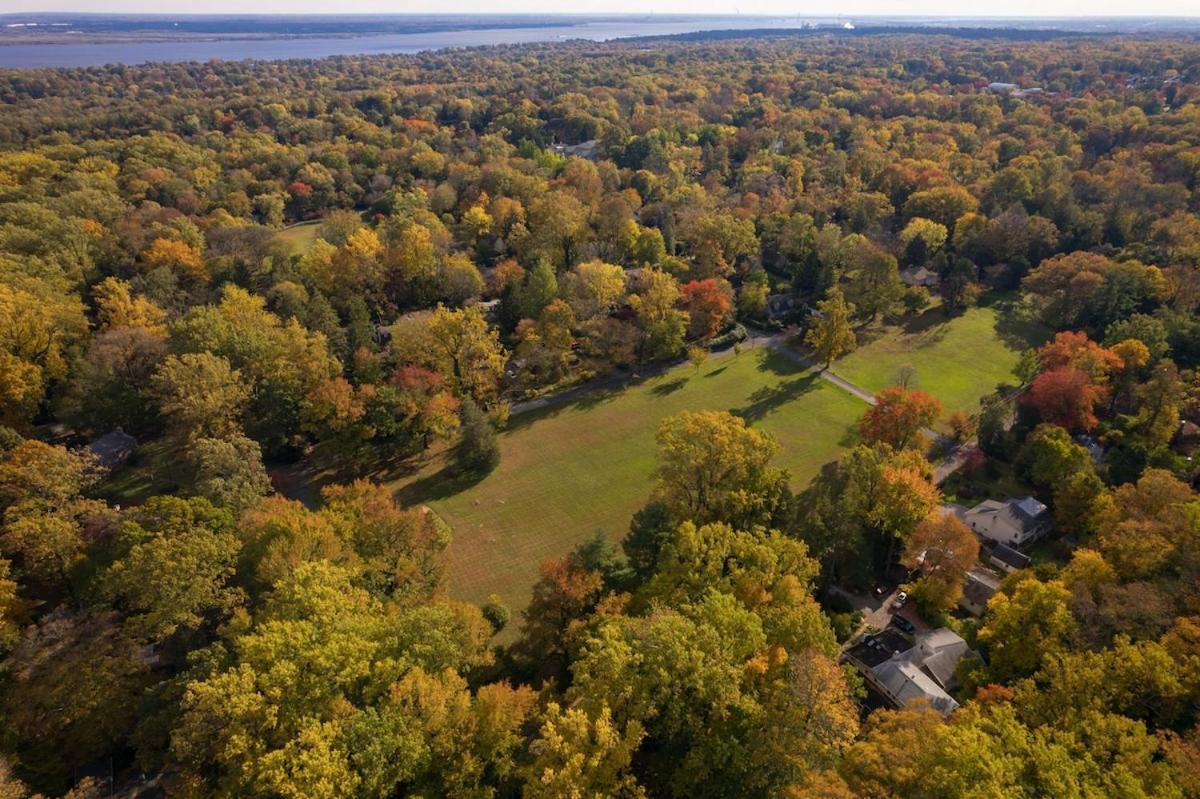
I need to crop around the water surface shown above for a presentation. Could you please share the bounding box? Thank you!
[0,17,812,69]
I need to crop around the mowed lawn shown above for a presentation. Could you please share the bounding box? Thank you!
[276,222,321,254]
[834,302,1050,420]
[390,346,865,620]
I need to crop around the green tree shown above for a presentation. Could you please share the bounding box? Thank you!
[804,288,857,369]
[151,352,250,442]
[978,576,1077,681]
[630,269,688,363]
[523,703,646,799]
[456,399,499,474]
[848,249,903,322]
[101,496,243,643]
[654,410,789,529]
[185,433,271,511]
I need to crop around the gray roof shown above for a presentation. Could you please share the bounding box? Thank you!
[87,429,137,469]
[873,659,959,715]
[1013,497,1047,523]
[853,628,970,716]
[961,569,1000,613]
[912,628,970,689]
[991,543,1031,570]
[965,496,1048,541]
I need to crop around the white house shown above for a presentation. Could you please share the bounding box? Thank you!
[962,496,1050,548]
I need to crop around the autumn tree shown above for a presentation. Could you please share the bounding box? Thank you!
[515,546,605,686]
[654,410,789,529]
[804,288,856,368]
[395,304,507,407]
[151,352,250,442]
[679,278,733,340]
[630,269,688,363]
[523,703,646,799]
[978,576,1077,681]
[1025,367,1107,431]
[100,496,243,643]
[3,611,153,793]
[902,513,980,614]
[859,387,943,450]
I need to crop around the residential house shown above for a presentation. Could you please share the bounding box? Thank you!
[765,293,799,322]
[1174,420,1199,457]
[1075,433,1105,464]
[551,139,600,160]
[988,542,1031,574]
[844,628,973,716]
[959,568,1001,617]
[86,429,137,471]
[962,496,1050,548]
[900,266,940,288]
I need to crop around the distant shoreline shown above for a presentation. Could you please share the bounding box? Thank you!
[1,14,1198,69]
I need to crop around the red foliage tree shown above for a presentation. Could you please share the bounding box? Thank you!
[679,278,733,340]
[859,386,943,449]
[1024,366,1107,431]
[1038,330,1122,382]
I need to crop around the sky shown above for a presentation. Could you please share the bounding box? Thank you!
[4,0,1199,16]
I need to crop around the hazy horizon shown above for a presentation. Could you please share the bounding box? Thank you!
[4,5,1199,19]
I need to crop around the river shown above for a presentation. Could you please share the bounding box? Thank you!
[0,17,818,69]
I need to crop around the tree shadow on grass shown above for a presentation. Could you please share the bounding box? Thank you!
[394,460,490,506]
[994,309,1051,351]
[731,373,821,424]
[900,307,952,336]
[704,366,728,378]
[505,384,626,433]
[651,377,688,397]
[838,424,864,448]
[755,350,808,378]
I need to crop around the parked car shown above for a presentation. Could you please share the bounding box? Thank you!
[890,615,915,635]
[891,590,908,610]
[872,585,890,599]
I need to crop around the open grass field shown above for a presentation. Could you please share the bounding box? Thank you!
[834,299,1050,421]
[390,346,865,623]
[276,222,321,255]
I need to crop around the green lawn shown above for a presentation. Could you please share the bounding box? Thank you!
[276,222,321,255]
[390,346,865,624]
[834,301,1049,420]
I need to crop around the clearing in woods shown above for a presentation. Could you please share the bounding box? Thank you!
[390,345,864,624]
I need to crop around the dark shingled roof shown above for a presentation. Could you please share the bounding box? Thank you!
[844,629,912,669]
[990,542,1031,571]
[87,429,137,469]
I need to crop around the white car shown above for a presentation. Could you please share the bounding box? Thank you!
[892,591,908,610]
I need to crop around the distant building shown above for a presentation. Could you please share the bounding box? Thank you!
[551,139,600,160]
[960,568,1001,617]
[765,293,801,322]
[844,628,973,716]
[962,496,1050,548]
[900,266,940,288]
[1173,420,1200,457]
[1075,433,1106,464]
[86,429,137,471]
[986,82,1044,99]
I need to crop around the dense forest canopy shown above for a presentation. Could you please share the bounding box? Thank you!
[1,30,1200,798]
